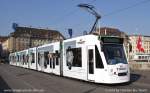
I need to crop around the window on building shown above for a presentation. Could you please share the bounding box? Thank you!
[142,56,144,59]
[139,56,141,59]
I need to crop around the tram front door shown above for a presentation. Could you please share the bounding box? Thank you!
[87,46,95,81]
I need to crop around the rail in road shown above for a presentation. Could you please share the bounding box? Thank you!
[0,63,150,93]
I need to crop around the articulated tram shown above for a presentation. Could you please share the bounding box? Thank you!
[9,35,130,84]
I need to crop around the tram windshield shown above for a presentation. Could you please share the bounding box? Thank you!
[103,44,127,65]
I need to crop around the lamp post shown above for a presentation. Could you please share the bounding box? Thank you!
[68,28,73,38]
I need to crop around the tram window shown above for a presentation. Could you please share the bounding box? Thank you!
[23,55,25,65]
[95,45,104,68]
[20,55,22,62]
[19,55,21,62]
[38,53,41,65]
[53,58,55,68]
[56,57,59,65]
[13,56,15,61]
[18,55,20,62]
[48,53,52,65]
[14,56,16,62]
[12,56,14,62]
[66,47,82,67]
[15,56,17,62]
[13,56,15,62]
[47,58,49,65]
[26,55,29,64]
[17,55,19,62]
[44,52,49,68]
[89,49,94,74]
[31,53,35,63]
[50,58,52,68]
[9,56,11,61]
[55,50,59,65]
[11,56,12,61]
[55,50,60,57]
[10,56,12,61]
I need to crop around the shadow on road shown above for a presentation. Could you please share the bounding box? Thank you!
[93,73,142,87]
[112,73,141,86]
[130,73,141,83]
[0,76,13,93]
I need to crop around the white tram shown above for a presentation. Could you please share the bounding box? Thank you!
[9,52,17,66]
[9,35,130,84]
[36,42,60,75]
[17,49,29,68]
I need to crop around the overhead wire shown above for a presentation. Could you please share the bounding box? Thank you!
[51,0,150,27]
[69,0,150,35]
[51,0,96,25]
[103,0,150,17]
[52,0,150,36]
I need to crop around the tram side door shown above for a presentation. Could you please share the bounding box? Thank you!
[87,46,95,81]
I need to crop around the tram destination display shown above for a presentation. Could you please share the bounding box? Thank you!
[101,37,123,44]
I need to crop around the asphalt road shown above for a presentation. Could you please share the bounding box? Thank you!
[0,63,150,93]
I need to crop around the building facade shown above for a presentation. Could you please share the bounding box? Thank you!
[0,36,9,58]
[0,36,8,43]
[3,27,65,53]
[129,35,150,62]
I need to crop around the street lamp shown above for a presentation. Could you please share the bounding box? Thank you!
[78,4,101,34]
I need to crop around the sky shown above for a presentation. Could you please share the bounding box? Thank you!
[0,0,150,37]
